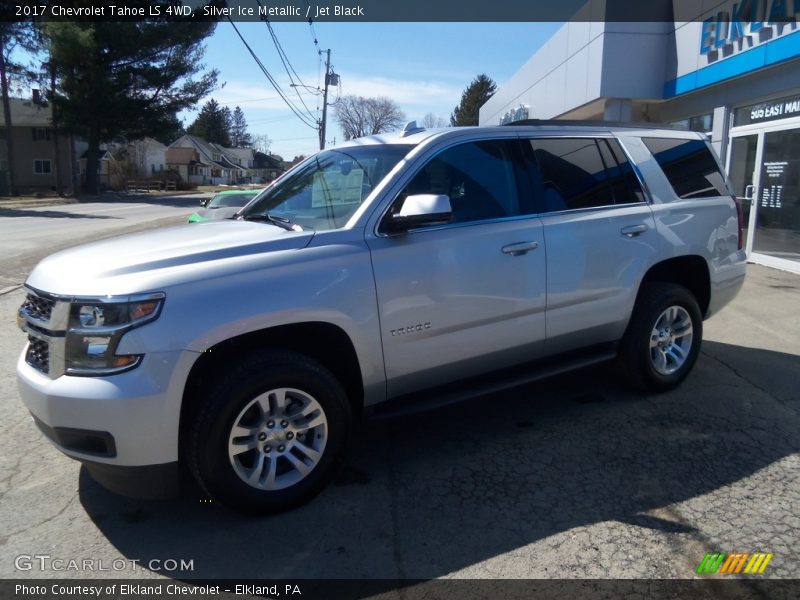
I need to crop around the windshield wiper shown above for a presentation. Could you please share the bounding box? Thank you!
[240,212,302,231]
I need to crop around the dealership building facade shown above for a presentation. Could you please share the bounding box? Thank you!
[480,0,800,273]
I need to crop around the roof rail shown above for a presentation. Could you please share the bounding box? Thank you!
[502,119,688,130]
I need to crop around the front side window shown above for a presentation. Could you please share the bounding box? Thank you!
[242,145,411,231]
[390,140,522,226]
[643,137,728,199]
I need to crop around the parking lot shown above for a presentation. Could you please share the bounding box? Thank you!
[0,205,797,587]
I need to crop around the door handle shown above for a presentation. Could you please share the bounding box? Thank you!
[620,224,648,238]
[501,241,539,256]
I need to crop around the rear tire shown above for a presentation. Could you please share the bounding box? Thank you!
[617,282,703,392]
[186,350,351,515]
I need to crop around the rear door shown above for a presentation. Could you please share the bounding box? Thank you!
[521,136,658,354]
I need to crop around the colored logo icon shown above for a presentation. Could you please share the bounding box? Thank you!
[696,552,773,574]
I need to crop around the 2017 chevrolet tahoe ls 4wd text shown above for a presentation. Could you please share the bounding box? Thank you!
[17,123,746,514]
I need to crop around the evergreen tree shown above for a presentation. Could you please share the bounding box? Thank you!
[1,23,42,195]
[450,74,497,127]
[187,99,232,146]
[230,105,251,147]
[43,11,218,194]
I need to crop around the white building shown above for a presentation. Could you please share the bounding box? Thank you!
[480,0,800,273]
[128,138,167,177]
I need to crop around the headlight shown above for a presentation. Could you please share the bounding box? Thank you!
[65,293,165,375]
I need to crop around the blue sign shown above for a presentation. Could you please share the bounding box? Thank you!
[700,0,800,55]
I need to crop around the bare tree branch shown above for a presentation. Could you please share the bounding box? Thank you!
[334,95,405,140]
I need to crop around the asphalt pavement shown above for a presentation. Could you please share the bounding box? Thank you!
[0,203,797,589]
[0,194,207,290]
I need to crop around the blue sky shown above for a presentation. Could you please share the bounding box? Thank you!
[186,22,562,159]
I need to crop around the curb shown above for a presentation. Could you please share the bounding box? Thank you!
[0,191,204,210]
[0,197,79,209]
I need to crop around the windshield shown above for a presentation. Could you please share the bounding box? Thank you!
[241,145,411,231]
[208,192,258,208]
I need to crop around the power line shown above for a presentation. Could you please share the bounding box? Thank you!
[256,0,317,122]
[215,95,283,105]
[226,19,318,130]
[248,115,307,125]
[269,135,319,142]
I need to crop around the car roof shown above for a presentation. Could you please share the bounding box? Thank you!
[214,189,262,196]
[335,123,705,149]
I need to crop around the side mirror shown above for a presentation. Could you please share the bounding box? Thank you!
[384,194,453,234]
[200,197,210,207]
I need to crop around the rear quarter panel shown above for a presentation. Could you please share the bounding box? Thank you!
[617,134,746,317]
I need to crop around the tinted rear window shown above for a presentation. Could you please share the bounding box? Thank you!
[528,138,644,211]
[643,137,728,199]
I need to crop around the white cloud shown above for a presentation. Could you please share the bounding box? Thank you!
[199,73,459,116]
[335,75,459,107]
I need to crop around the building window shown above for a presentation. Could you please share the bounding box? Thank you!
[32,128,52,141]
[669,114,713,134]
[34,159,52,174]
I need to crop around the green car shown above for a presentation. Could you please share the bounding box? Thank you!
[188,189,263,223]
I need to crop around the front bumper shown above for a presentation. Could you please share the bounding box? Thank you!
[16,347,199,471]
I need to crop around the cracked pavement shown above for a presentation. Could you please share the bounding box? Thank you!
[0,254,798,583]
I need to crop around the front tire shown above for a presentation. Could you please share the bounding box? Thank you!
[618,282,703,392]
[186,351,351,514]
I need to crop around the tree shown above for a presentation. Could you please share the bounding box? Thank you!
[0,23,42,195]
[422,112,447,128]
[187,98,232,146]
[230,106,251,147]
[153,113,184,146]
[334,96,406,141]
[251,133,271,154]
[43,12,218,194]
[450,74,496,127]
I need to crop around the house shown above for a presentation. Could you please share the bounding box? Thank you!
[78,147,126,190]
[0,97,74,196]
[169,134,243,185]
[126,138,167,177]
[225,146,256,183]
[165,146,202,183]
[255,152,286,182]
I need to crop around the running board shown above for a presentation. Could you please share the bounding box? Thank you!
[368,346,618,420]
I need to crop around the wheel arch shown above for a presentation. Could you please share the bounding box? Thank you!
[179,322,364,457]
[638,255,711,317]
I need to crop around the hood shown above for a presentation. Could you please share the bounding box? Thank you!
[26,220,315,296]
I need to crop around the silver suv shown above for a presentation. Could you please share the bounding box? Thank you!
[17,123,746,513]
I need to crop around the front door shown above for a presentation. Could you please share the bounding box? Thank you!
[366,139,547,398]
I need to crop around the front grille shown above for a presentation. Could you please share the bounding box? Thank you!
[22,293,56,322]
[26,336,49,374]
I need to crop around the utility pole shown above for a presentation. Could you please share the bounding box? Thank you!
[319,49,331,151]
